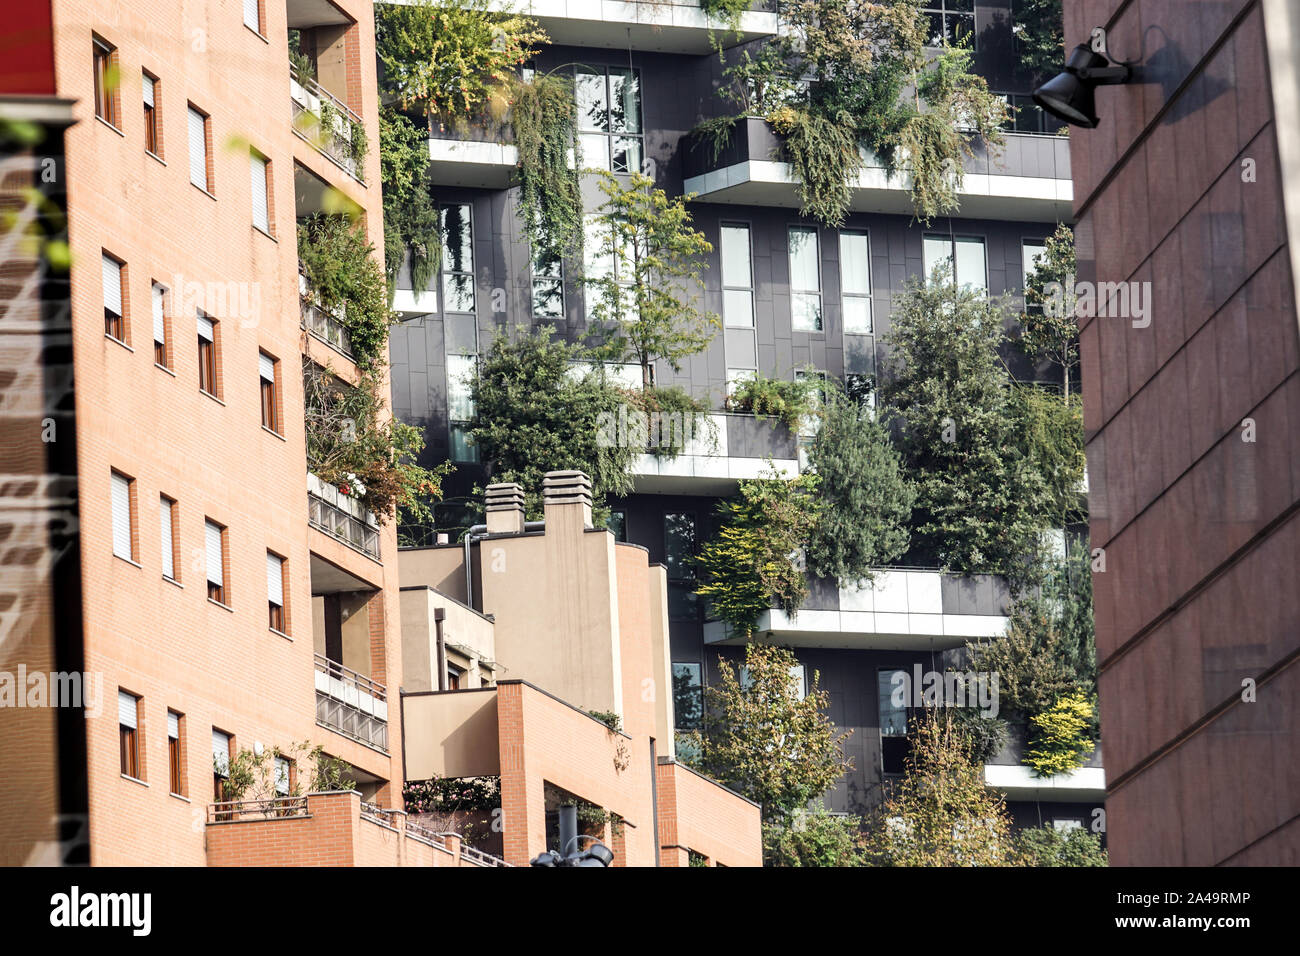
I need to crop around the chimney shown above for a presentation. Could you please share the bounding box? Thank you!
[542,470,593,531]
[484,482,525,535]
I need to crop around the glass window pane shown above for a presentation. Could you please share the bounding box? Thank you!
[606,510,626,541]
[923,235,952,285]
[788,226,820,291]
[664,512,697,581]
[440,204,473,273]
[443,273,475,313]
[879,669,908,737]
[611,136,642,175]
[954,236,987,293]
[533,278,563,318]
[842,296,872,334]
[579,133,609,171]
[839,231,870,295]
[672,662,703,731]
[720,224,752,288]
[447,354,475,421]
[609,68,641,134]
[450,424,478,462]
[1022,241,1047,289]
[723,289,754,327]
[575,68,608,132]
[791,292,822,332]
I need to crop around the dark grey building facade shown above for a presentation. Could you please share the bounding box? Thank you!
[387,0,1102,829]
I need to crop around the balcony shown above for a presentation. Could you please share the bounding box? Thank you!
[204,790,509,866]
[291,69,365,183]
[683,118,1073,222]
[427,128,519,189]
[631,412,799,494]
[315,653,389,752]
[703,569,1010,649]
[983,722,1106,802]
[299,270,354,359]
[488,0,778,54]
[308,473,380,561]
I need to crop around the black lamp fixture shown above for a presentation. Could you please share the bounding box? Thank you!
[1033,42,1133,129]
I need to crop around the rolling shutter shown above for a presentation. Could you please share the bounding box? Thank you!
[111,472,132,560]
[266,552,283,608]
[212,730,230,776]
[102,254,122,317]
[143,74,155,108]
[159,497,174,579]
[167,711,179,740]
[118,691,137,729]
[197,313,214,342]
[243,0,260,32]
[188,107,207,189]
[152,284,166,345]
[205,520,223,587]
[258,351,275,383]
[250,153,269,232]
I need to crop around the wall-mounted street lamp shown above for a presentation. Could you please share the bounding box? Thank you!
[1033,39,1133,128]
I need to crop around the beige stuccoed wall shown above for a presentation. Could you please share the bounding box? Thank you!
[646,563,676,757]
[403,690,501,780]
[398,544,471,603]
[399,587,497,693]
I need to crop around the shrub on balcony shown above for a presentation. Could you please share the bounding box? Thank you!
[763,808,870,867]
[375,0,546,133]
[512,72,583,267]
[304,362,452,526]
[804,384,914,585]
[379,107,441,295]
[584,172,719,390]
[684,643,850,826]
[1024,692,1096,777]
[1019,823,1108,867]
[297,214,394,371]
[216,742,356,803]
[725,372,820,433]
[700,0,750,32]
[693,469,821,637]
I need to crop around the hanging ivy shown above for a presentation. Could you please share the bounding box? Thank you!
[297,214,394,371]
[379,107,441,296]
[768,106,861,229]
[511,72,583,266]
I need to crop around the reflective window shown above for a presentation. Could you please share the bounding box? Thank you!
[576,66,643,173]
[440,204,475,313]
[720,223,754,328]
[672,662,703,731]
[839,230,872,334]
[788,226,822,332]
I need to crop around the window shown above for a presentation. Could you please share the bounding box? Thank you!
[606,510,627,542]
[243,0,264,35]
[672,662,703,731]
[274,756,291,797]
[583,212,639,326]
[197,312,219,397]
[446,663,462,691]
[923,234,987,293]
[440,204,474,313]
[447,353,478,462]
[1022,238,1048,312]
[720,223,754,328]
[143,72,160,156]
[267,551,287,633]
[575,65,643,173]
[998,92,1064,133]
[788,662,807,700]
[167,711,184,795]
[879,668,910,776]
[205,519,227,605]
[160,495,178,582]
[922,1,975,48]
[665,512,699,621]
[111,470,137,562]
[788,226,822,331]
[250,150,272,234]
[119,690,141,779]
[212,729,232,801]
[531,232,564,319]
[188,104,212,192]
[152,283,170,367]
[259,352,280,433]
[839,230,873,334]
[102,252,126,342]
[93,37,119,128]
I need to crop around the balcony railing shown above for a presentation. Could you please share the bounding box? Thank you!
[299,270,353,358]
[405,821,512,867]
[360,801,401,828]
[315,653,389,751]
[207,796,309,824]
[308,473,380,560]
[290,69,365,182]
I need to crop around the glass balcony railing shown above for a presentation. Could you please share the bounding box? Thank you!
[290,69,365,182]
[315,653,388,752]
[299,270,353,358]
[308,472,380,560]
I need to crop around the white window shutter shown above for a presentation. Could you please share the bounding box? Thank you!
[118,691,137,729]
[167,711,180,740]
[243,0,260,32]
[197,313,214,342]
[250,153,269,232]
[159,498,174,579]
[152,285,166,344]
[266,552,284,607]
[258,352,276,383]
[205,521,223,586]
[111,473,132,560]
[143,74,155,108]
[212,730,230,776]
[102,254,122,316]
[188,107,207,189]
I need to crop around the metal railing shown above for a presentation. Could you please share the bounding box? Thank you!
[308,490,380,560]
[360,801,401,828]
[299,270,353,358]
[290,68,364,181]
[315,654,389,752]
[404,821,512,866]
[207,796,308,824]
[460,843,511,867]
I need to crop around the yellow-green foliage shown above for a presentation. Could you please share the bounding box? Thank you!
[1024,692,1095,777]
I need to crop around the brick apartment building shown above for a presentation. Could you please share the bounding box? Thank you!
[1067,0,1300,864]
